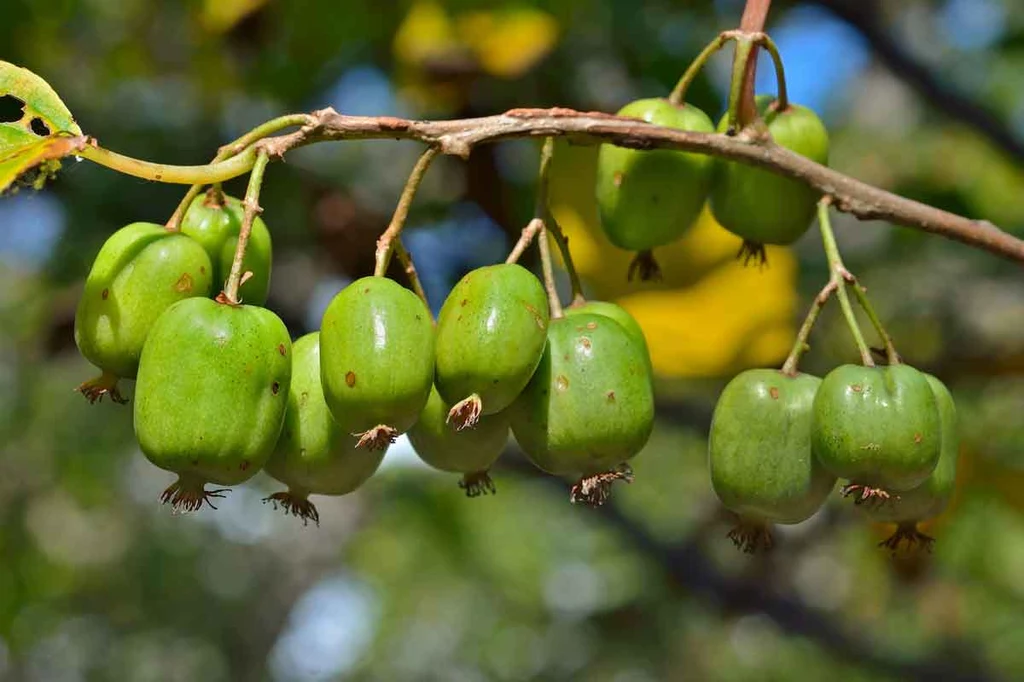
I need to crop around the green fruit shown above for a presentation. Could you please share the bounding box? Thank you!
[811,364,941,494]
[320,276,435,449]
[408,384,510,496]
[709,369,835,552]
[264,332,386,525]
[565,300,651,372]
[134,297,291,511]
[595,98,715,258]
[510,314,654,505]
[710,95,829,247]
[181,190,273,305]
[863,373,959,553]
[434,264,549,428]
[74,222,214,404]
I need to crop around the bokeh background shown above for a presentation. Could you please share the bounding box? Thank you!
[2,0,1024,679]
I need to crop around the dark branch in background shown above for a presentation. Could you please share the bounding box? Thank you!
[808,0,1024,167]
[494,451,993,682]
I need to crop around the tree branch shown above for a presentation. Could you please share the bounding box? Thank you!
[253,106,1024,264]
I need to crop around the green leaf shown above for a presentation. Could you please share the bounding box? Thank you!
[0,61,85,194]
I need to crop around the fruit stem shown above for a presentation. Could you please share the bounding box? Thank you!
[165,114,312,230]
[818,198,874,367]
[534,138,585,305]
[755,34,789,112]
[394,238,432,316]
[725,36,757,134]
[506,217,544,264]
[850,282,900,365]
[780,279,837,376]
[668,31,735,106]
[374,146,440,278]
[223,148,270,304]
[538,225,563,319]
[78,140,257,185]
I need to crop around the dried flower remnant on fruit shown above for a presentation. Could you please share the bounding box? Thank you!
[727,518,774,554]
[569,463,635,507]
[264,492,321,526]
[458,471,497,498]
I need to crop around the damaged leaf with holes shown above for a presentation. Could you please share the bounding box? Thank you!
[0,61,84,193]
[134,297,292,512]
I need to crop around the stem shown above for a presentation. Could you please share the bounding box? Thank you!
[534,138,585,304]
[374,147,439,277]
[79,142,256,184]
[217,114,313,158]
[726,37,756,133]
[165,184,204,231]
[780,280,837,376]
[223,149,270,304]
[537,226,563,319]
[668,32,734,106]
[506,217,544,264]
[544,209,585,305]
[394,239,432,316]
[755,34,789,111]
[736,0,772,128]
[166,114,312,230]
[818,199,873,366]
[850,282,900,364]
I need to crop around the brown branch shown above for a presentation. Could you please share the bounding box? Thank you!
[737,0,773,126]
[259,106,1024,265]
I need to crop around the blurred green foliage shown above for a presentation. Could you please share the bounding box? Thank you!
[1,0,1024,680]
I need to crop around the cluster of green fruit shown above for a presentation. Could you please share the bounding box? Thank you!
[596,94,828,275]
[709,363,959,554]
[73,191,656,523]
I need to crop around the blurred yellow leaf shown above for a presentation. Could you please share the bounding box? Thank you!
[200,0,268,34]
[547,139,798,378]
[394,1,462,67]
[457,8,558,78]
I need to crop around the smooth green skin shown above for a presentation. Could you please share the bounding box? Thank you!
[320,276,435,434]
[811,364,941,492]
[862,374,959,523]
[510,314,654,476]
[408,384,510,474]
[595,98,715,251]
[74,222,214,379]
[134,298,292,486]
[181,193,272,305]
[709,370,835,524]
[265,333,386,496]
[709,96,830,245]
[565,300,651,373]
[435,264,549,415]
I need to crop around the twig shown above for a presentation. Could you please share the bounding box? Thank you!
[780,279,838,375]
[165,114,312,230]
[506,217,544,264]
[533,138,585,304]
[537,226,563,319]
[818,198,873,366]
[393,239,431,314]
[373,147,439,277]
[736,0,773,127]
[75,108,1024,265]
[222,149,270,304]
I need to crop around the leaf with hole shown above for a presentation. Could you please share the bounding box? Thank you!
[0,61,85,194]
